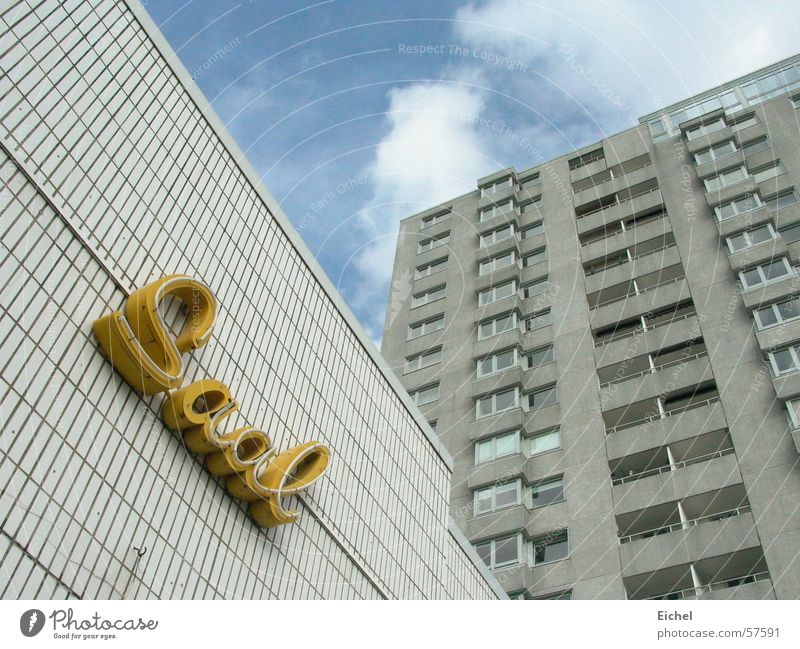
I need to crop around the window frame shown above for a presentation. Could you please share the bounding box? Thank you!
[520,220,544,239]
[479,224,515,247]
[474,480,522,514]
[726,223,776,253]
[411,382,440,406]
[752,160,786,184]
[753,297,800,330]
[741,136,771,157]
[420,210,451,229]
[404,346,443,374]
[477,347,518,378]
[522,246,547,268]
[476,387,520,419]
[474,430,521,465]
[786,397,800,429]
[704,165,748,192]
[693,139,737,165]
[480,176,513,198]
[685,117,726,141]
[479,279,518,307]
[527,344,555,369]
[479,250,516,276]
[479,199,515,222]
[408,314,445,340]
[522,276,549,299]
[531,530,569,566]
[529,428,561,456]
[528,383,558,410]
[477,312,517,340]
[418,232,450,253]
[525,309,552,332]
[530,476,565,508]
[738,257,793,290]
[715,193,764,221]
[410,284,447,309]
[415,256,448,280]
[768,345,800,376]
[475,534,523,570]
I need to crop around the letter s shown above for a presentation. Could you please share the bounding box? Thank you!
[92,275,217,394]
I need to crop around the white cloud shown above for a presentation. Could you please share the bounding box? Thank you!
[347,80,498,343]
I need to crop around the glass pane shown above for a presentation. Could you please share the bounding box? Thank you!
[495,432,518,457]
[772,349,796,373]
[478,397,492,417]
[475,440,492,464]
[743,137,769,156]
[728,233,747,251]
[476,543,491,567]
[475,489,492,514]
[755,305,778,328]
[531,386,557,409]
[741,268,761,287]
[496,349,516,371]
[494,389,516,412]
[695,150,713,165]
[538,537,569,564]
[497,315,514,332]
[478,357,493,376]
[529,346,554,367]
[764,260,789,280]
[781,223,800,244]
[494,537,519,565]
[778,298,800,321]
[494,482,518,508]
[531,479,564,506]
[531,429,560,455]
[750,225,773,245]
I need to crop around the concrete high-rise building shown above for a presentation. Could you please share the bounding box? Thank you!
[0,0,503,600]
[382,55,800,600]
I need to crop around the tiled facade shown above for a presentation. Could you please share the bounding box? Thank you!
[383,55,800,600]
[0,0,503,599]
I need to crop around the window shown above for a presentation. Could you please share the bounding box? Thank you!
[428,420,438,433]
[411,383,439,406]
[477,387,519,418]
[731,114,759,132]
[742,136,770,157]
[532,531,569,565]
[786,398,800,429]
[534,590,572,600]
[527,345,554,368]
[752,161,785,184]
[753,296,800,329]
[766,189,799,212]
[404,347,442,373]
[528,384,557,410]
[522,276,548,299]
[780,222,800,244]
[480,224,515,247]
[420,210,450,229]
[530,428,561,456]
[704,165,747,191]
[474,481,521,514]
[521,172,540,189]
[686,117,726,141]
[522,247,546,268]
[694,140,737,165]
[727,224,775,252]
[480,200,515,222]
[474,430,520,464]
[479,250,516,276]
[530,477,565,507]
[715,194,762,221]
[480,177,513,197]
[477,348,517,377]
[793,95,800,110]
[410,284,446,308]
[768,344,800,376]
[478,312,517,340]
[418,233,450,253]
[520,220,544,239]
[479,279,517,306]
[525,309,552,332]
[415,257,448,279]
[408,315,444,339]
[475,535,522,569]
[739,258,793,289]
[520,196,542,213]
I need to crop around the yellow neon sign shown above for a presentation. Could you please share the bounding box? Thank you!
[93,274,330,528]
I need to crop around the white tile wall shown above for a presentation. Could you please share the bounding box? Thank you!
[0,0,499,599]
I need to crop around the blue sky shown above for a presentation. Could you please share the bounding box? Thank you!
[145,0,800,343]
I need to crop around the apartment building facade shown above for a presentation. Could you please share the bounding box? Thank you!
[382,55,800,600]
[0,0,504,600]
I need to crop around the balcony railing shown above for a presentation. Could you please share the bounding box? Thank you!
[573,161,653,195]
[576,185,661,220]
[611,447,735,486]
[643,571,770,600]
[599,351,708,389]
[619,505,751,544]
[605,395,721,435]
[591,275,685,310]
[593,310,696,348]
[584,242,676,277]
[580,211,667,247]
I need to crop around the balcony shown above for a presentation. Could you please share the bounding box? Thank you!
[694,149,745,180]
[474,262,520,293]
[471,367,523,401]
[476,207,519,235]
[467,504,528,541]
[705,177,757,209]
[468,453,526,490]
[716,205,771,238]
[740,273,800,310]
[613,450,741,516]
[579,207,668,250]
[771,369,800,400]
[585,242,680,295]
[576,187,664,236]
[573,162,656,210]
[473,328,522,359]
[469,407,526,441]
[569,155,607,183]
[727,237,787,273]
[625,547,770,600]
[606,397,726,460]
[524,402,560,432]
[685,125,734,154]
[590,276,691,332]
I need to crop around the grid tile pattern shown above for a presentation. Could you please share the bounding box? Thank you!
[0,0,499,599]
